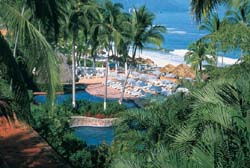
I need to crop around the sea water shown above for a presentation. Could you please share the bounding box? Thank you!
[113,0,206,50]
[112,0,238,65]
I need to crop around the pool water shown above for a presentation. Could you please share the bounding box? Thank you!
[34,91,136,108]
[34,91,137,145]
[74,126,114,145]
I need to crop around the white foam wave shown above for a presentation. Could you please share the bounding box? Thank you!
[168,30,187,35]
[167,27,176,31]
[134,49,238,67]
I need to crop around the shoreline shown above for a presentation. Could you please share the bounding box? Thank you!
[134,49,238,67]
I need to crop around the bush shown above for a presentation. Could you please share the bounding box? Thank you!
[30,105,96,167]
[105,102,126,116]
[80,59,92,67]
[64,100,126,117]
[60,133,87,158]
[67,56,72,65]
[69,150,92,168]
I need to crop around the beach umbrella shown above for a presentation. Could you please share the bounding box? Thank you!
[172,64,195,79]
[160,64,175,73]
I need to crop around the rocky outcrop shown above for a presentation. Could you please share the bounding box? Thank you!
[58,53,72,83]
[70,116,117,127]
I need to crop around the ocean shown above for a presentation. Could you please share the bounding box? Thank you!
[112,0,237,66]
[113,0,206,50]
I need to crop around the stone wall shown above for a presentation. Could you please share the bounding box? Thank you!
[70,116,117,127]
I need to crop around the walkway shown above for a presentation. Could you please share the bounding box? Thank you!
[0,117,70,168]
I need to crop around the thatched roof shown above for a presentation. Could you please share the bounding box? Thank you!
[172,64,195,79]
[0,29,7,36]
[160,64,175,73]
[135,57,154,65]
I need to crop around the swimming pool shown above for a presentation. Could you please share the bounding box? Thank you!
[74,126,114,145]
[33,91,137,108]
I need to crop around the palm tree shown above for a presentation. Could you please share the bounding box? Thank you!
[226,0,250,25]
[131,6,166,63]
[190,0,230,22]
[0,34,30,121]
[27,0,67,43]
[199,13,221,35]
[69,6,80,108]
[68,0,101,108]
[199,13,221,65]
[0,2,60,119]
[99,1,124,111]
[173,63,250,167]
[119,6,166,105]
[225,0,250,57]
[185,39,216,79]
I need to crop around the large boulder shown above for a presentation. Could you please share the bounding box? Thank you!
[58,53,72,83]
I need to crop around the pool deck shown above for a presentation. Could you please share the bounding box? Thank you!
[78,77,135,99]
[34,77,134,100]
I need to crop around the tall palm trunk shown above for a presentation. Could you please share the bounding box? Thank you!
[120,45,137,105]
[222,55,224,67]
[132,45,138,64]
[91,50,96,72]
[84,54,87,77]
[115,61,118,76]
[125,61,128,75]
[104,56,109,111]
[72,35,76,108]
[119,66,131,105]
[13,5,25,58]
[199,61,202,71]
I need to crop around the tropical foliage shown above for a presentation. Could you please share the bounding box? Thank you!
[2,0,250,168]
[111,60,250,168]
[30,104,111,168]
[185,39,216,77]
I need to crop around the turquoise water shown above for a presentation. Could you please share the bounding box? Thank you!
[112,0,238,59]
[113,0,206,50]
[34,91,136,108]
[74,126,114,145]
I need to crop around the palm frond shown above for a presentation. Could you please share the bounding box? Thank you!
[0,34,30,121]
[0,2,59,108]
[190,0,228,22]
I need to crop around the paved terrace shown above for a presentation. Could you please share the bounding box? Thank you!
[0,117,70,168]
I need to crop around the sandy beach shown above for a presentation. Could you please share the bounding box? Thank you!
[75,49,239,100]
[134,49,238,67]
